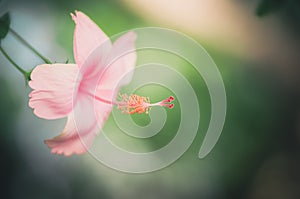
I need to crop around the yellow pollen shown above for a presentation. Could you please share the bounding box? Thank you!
[118,94,150,114]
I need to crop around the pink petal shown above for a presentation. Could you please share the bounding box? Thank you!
[71,11,111,67]
[44,115,93,156]
[45,95,112,156]
[76,31,136,103]
[98,31,137,90]
[29,64,79,120]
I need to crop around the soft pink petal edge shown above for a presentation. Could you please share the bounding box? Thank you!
[44,97,112,156]
[29,64,79,120]
[44,113,93,156]
[72,10,111,67]
[97,31,137,91]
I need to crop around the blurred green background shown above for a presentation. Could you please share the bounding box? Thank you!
[1,0,300,198]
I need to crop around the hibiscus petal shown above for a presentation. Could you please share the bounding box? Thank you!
[45,95,112,156]
[44,115,95,156]
[72,10,111,67]
[99,31,137,90]
[76,31,136,105]
[29,64,79,120]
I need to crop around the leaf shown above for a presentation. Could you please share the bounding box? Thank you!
[256,0,284,17]
[0,12,10,40]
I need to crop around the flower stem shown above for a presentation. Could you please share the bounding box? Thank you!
[0,45,31,81]
[9,28,52,64]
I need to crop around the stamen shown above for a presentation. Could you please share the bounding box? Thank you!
[117,94,150,114]
[117,94,175,114]
[90,91,175,115]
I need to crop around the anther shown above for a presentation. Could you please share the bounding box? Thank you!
[117,93,175,115]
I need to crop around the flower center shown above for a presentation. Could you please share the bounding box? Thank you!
[117,94,174,114]
[92,92,174,115]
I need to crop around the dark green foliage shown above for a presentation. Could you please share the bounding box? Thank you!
[256,0,300,18]
[0,12,10,40]
[255,0,300,30]
[256,0,284,17]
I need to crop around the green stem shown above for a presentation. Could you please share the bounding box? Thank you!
[9,28,52,64]
[0,45,31,81]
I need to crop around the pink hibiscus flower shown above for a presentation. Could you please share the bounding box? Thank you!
[28,11,174,156]
[28,11,138,156]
